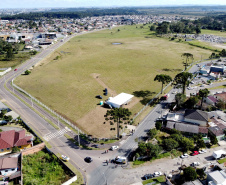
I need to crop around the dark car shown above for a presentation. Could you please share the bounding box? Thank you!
[84,157,93,163]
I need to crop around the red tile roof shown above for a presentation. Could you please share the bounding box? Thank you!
[0,130,32,150]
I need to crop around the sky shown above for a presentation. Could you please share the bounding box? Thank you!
[1,0,226,9]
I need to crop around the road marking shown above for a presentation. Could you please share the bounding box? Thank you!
[43,128,68,141]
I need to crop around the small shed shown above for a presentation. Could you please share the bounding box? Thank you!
[106,93,134,108]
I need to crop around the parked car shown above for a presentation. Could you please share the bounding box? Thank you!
[143,174,153,180]
[181,153,189,158]
[191,162,200,167]
[199,149,207,154]
[192,151,199,156]
[14,68,17,71]
[60,155,70,162]
[84,157,93,163]
[110,145,119,150]
[153,171,162,177]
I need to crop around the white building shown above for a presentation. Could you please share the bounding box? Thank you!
[106,93,134,108]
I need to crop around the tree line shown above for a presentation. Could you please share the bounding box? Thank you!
[1,8,143,20]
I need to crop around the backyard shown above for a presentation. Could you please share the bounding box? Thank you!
[15,24,213,138]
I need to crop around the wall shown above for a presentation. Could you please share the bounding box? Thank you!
[21,143,45,156]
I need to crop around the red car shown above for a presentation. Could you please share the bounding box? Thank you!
[192,151,199,156]
[14,69,17,71]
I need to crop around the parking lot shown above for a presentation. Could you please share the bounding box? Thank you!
[112,145,226,185]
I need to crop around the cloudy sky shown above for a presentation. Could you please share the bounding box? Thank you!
[1,0,226,9]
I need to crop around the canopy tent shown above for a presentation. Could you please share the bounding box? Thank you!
[106,93,134,108]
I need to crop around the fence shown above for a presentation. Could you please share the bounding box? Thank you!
[11,79,84,135]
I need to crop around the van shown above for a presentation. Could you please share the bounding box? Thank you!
[115,156,127,164]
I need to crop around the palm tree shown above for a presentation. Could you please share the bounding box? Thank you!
[174,72,193,94]
[182,53,194,70]
[199,88,210,109]
[154,74,172,94]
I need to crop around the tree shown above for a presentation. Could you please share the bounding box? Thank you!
[150,25,156,31]
[5,44,14,61]
[195,26,201,34]
[148,143,161,158]
[185,96,199,109]
[25,70,31,75]
[0,109,7,118]
[196,139,206,150]
[196,168,205,179]
[4,115,13,122]
[163,138,179,151]
[155,121,162,130]
[175,93,186,108]
[181,53,194,70]
[181,137,194,152]
[183,167,197,181]
[147,128,158,139]
[174,72,193,94]
[154,74,172,94]
[199,88,209,109]
[12,146,20,153]
[210,134,218,145]
[105,108,131,138]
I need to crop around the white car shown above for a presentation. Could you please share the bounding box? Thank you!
[190,81,195,84]
[187,87,193,90]
[110,145,119,150]
[172,91,177,94]
[181,153,189,159]
[191,162,200,167]
[60,155,70,162]
[199,149,207,154]
[153,171,162,177]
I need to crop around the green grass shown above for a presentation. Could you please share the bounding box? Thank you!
[209,84,226,90]
[218,158,226,164]
[22,150,73,185]
[142,175,166,185]
[187,40,220,52]
[133,160,146,166]
[15,24,212,137]
[201,29,226,37]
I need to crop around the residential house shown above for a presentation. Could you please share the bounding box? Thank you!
[0,129,33,154]
[207,170,226,185]
[208,126,225,141]
[0,157,18,176]
[184,109,208,126]
[215,92,226,102]
[166,121,199,134]
[204,96,218,106]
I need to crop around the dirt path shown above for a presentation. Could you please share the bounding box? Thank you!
[91,73,117,97]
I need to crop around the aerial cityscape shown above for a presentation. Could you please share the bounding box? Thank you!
[0,1,226,185]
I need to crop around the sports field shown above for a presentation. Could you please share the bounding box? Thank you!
[15,25,212,137]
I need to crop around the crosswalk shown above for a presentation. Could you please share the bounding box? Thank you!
[43,127,71,141]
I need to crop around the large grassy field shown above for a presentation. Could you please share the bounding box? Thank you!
[201,29,226,37]
[15,24,212,137]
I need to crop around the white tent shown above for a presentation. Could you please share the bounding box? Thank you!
[106,93,134,108]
